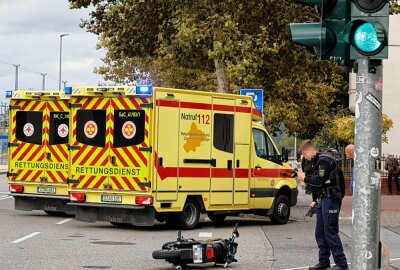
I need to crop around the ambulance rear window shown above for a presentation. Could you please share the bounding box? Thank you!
[16,111,43,145]
[113,110,145,148]
[213,113,233,153]
[49,112,69,145]
[76,110,106,147]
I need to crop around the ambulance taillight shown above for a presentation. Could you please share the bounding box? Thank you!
[135,196,153,205]
[70,193,86,202]
[9,185,23,193]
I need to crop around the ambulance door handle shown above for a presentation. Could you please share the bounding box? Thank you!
[227,160,233,171]
[255,165,262,169]
[111,156,117,165]
[236,160,240,168]
[46,153,51,160]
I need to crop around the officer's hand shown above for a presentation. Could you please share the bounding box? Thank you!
[310,201,317,208]
[297,171,305,182]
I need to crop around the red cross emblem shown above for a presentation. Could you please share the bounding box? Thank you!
[84,121,98,139]
[23,123,34,137]
[122,121,136,139]
[58,124,68,138]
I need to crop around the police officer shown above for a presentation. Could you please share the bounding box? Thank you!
[298,141,348,270]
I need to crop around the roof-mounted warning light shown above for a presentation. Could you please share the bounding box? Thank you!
[135,85,153,95]
[5,90,12,98]
[65,87,72,95]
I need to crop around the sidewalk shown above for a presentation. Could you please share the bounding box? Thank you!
[296,186,400,227]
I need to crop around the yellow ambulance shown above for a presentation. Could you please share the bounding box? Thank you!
[67,86,298,229]
[7,90,73,215]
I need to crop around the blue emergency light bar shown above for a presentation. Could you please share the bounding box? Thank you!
[136,85,153,95]
[5,90,12,98]
[64,87,72,95]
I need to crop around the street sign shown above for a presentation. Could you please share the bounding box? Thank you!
[240,89,264,113]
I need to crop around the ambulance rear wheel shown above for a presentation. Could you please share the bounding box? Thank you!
[270,195,290,225]
[167,199,200,230]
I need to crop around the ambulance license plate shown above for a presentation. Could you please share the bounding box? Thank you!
[101,195,122,203]
[37,187,56,194]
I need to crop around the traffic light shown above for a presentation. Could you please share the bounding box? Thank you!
[290,0,350,66]
[343,0,389,59]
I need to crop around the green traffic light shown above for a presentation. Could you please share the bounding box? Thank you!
[353,23,382,53]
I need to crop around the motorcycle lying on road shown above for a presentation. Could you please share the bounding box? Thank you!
[152,223,239,269]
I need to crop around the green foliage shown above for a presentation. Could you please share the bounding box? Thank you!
[327,114,394,144]
[69,0,352,137]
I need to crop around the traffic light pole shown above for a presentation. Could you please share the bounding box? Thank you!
[351,59,383,269]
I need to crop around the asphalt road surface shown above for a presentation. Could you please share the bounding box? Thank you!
[1,175,399,270]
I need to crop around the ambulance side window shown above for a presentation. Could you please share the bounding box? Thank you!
[49,112,69,145]
[76,110,106,147]
[113,110,145,148]
[16,111,43,145]
[213,113,234,153]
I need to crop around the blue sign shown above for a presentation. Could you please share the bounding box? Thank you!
[240,89,264,113]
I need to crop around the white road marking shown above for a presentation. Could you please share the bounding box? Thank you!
[198,232,213,238]
[205,217,210,221]
[391,257,400,261]
[0,196,12,201]
[56,218,72,225]
[11,232,41,244]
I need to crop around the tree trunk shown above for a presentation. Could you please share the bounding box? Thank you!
[214,59,228,93]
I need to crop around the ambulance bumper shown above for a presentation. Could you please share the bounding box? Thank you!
[69,202,155,226]
[12,194,75,214]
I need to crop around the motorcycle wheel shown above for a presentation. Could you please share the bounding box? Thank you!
[270,194,290,225]
[152,249,181,260]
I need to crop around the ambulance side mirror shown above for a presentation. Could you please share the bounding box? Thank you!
[281,147,289,163]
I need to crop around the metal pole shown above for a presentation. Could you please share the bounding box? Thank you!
[59,34,69,90]
[13,64,20,90]
[41,73,46,90]
[351,59,383,269]
[62,80,67,91]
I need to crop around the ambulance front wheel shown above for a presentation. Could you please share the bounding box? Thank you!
[166,199,200,230]
[270,195,290,225]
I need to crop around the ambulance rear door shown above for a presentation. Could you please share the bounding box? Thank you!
[69,97,111,192]
[45,99,69,186]
[108,97,151,193]
[9,98,46,184]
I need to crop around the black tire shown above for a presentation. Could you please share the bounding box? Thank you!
[152,249,181,260]
[270,195,291,225]
[167,199,200,230]
[207,213,226,223]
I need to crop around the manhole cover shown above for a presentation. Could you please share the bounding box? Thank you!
[90,241,135,246]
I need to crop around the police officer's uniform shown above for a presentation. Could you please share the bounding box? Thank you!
[305,155,348,270]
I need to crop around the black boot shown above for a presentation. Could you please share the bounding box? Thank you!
[309,263,331,270]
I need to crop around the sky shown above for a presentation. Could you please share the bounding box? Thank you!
[0,0,105,100]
